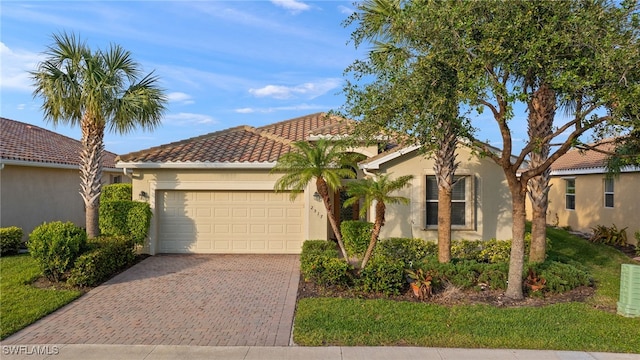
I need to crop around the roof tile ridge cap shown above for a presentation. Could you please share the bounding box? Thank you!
[117,125,252,162]
[256,112,326,131]
[250,127,293,145]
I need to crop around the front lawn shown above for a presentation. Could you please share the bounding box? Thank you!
[293,228,640,352]
[0,254,81,339]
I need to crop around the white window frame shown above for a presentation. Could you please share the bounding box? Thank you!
[565,178,576,210]
[424,174,474,230]
[604,178,614,208]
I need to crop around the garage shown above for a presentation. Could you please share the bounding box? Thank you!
[157,190,304,254]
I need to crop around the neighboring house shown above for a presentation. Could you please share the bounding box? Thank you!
[116,113,514,255]
[544,140,640,245]
[0,117,127,240]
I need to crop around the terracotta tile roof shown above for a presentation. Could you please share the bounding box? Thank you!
[551,139,615,172]
[0,117,118,168]
[117,112,355,164]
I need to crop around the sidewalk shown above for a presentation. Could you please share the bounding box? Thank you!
[1,345,638,360]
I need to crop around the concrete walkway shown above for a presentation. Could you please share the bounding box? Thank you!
[2,255,300,347]
[0,345,638,360]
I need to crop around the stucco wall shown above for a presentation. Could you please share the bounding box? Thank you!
[545,172,640,245]
[0,164,127,241]
[368,146,513,241]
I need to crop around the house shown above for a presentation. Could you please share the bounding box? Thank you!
[544,140,640,245]
[115,113,513,255]
[0,117,127,240]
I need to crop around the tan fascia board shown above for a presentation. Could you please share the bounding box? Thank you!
[116,161,277,169]
[550,165,640,176]
[359,145,421,170]
[0,159,120,172]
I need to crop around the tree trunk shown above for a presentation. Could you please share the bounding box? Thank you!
[505,178,527,300]
[527,83,555,263]
[360,201,385,270]
[317,177,349,260]
[80,117,105,239]
[437,188,452,263]
[434,116,458,264]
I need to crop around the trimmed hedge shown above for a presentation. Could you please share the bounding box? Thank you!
[67,236,136,287]
[0,226,23,256]
[375,237,437,266]
[99,200,151,245]
[357,254,406,295]
[341,221,373,259]
[28,221,87,281]
[300,240,353,287]
[101,183,132,202]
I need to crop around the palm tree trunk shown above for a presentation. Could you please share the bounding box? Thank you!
[317,177,349,260]
[80,117,105,239]
[434,117,458,263]
[360,201,385,270]
[527,83,555,263]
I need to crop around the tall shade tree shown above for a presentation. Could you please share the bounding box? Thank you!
[272,139,357,260]
[344,173,413,270]
[346,0,640,299]
[31,32,167,238]
[342,0,472,263]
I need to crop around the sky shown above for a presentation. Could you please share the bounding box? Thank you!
[0,0,529,156]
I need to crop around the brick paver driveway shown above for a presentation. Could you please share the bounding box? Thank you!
[3,254,300,346]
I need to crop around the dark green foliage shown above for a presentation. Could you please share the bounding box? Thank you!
[375,237,437,266]
[476,263,509,290]
[0,227,23,256]
[99,200,151,245]
[450,240,482,261]
[67,236,135,287]
[27,222,87,281]
[357,254,406,295]
[300,240,353,287]
[530,261,592,294]
[100,183,132,202]
[341,220,373,259]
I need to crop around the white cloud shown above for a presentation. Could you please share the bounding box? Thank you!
[271,0,311,14]
[164,113,217,126]
[0,42,41,92]
[338,5,354,15]
[249,78,342,100]
[166,92,195,105]
[234,103,326,114]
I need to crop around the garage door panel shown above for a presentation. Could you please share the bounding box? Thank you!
[158,190,304,254]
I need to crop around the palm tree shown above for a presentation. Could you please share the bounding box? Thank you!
[272,139,357,260]
[344,173,413,269]
[31,32,166,238]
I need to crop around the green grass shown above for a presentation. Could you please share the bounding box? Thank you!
[293,228,640,352]
[0,254,82,339]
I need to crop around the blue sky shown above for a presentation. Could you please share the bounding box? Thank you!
[1,0,528,155]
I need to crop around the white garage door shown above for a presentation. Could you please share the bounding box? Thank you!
[158,190,304,254]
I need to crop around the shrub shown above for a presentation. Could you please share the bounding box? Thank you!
[28,222,87,281]
[589,224,628,246]
[100,200,152,245]
[358,254,406,295]
[67,236,135,287]
[451,240,482,260]
[529,261,592,294]
[477,239,513,263]
[375,237,437,266]
[101,183,132,202]
[476,262,509,290]
[341,220,373,259]
[0,226,23,256]
[300,240,352,287]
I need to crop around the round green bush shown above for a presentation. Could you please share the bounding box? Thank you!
[0,226,23,256]
[341,220,373,259]
[28,221,87,281]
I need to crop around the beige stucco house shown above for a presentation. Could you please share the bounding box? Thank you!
[116,113,514,255]
[543,140,640,246]
[0,117,127,240]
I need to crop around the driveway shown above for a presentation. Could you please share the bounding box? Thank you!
[2,254,300,346]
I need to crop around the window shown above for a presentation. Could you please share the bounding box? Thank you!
[565,179,575,210]
[111,175,122,184]
[425,175,471,227]
[604,178,614,208]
